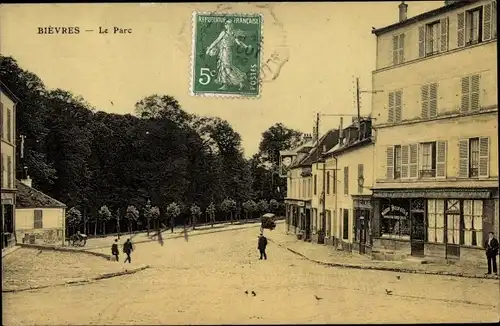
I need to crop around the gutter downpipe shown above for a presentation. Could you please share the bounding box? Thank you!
[333,155,338,246]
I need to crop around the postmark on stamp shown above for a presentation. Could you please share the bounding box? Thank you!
[191,12,263,98]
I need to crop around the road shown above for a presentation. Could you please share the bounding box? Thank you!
[3,226,499,325]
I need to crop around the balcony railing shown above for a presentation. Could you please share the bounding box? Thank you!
[469,168,479,178]
[419,169,436,178]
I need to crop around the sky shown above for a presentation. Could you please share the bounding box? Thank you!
[0,1,442,157]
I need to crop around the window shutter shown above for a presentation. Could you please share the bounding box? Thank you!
[436,141,447,178]
[401,145,410,179]
[386,146,394,179]
[357,163,363,194]
[483,2,493,41]
[392,35,399,65]
[388,92,395,123]
[421,84,429,119]
[418,25,425,57]
[478,137,489,178]
[470,74,480,111]
[398,34,405,63]
[458,139,469,178]
[7,156,11,188]
[395,90,402,122]
[7,109,11,142]
[457,12,465,47]
[440,17,449,52]
[344,166,349,195]
[460,76,470,112]
[0,103,3,137]
[332,170,336,194]
[326,171,330,195]
[409,143,418,178]
[429,83,438,117]
[493,1,497,38]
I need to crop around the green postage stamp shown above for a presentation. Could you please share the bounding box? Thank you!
[191,12,263,98]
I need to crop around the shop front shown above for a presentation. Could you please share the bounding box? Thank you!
[352,195,373,255]
[1,193,16,250]
[372,188,497,262]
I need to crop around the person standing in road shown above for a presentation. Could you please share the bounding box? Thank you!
[123,238,133,264]
[111,239,119,262]
[484,232,499,275]
[258,232,268,260]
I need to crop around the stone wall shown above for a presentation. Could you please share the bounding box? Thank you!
[17,228,64,246]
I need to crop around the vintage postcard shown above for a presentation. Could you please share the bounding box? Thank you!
[0,1,498,325]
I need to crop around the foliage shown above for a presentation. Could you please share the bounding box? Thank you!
[257,199,269,213]
[126,205,139,221]
[242,199,257,218]
[166,202,181,218]
[269,199,279,212]
[98,205,112,220]
[66,207,82,227]
[190,203,202,217]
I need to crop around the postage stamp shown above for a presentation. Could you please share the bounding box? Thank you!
[191,12,263,98]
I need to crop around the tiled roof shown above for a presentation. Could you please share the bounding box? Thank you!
[296,129,340,167]
[15,180,67,209]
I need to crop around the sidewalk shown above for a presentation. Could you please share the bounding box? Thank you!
[268,224,499,280]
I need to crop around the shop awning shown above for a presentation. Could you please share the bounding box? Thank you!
[372,189,492,199]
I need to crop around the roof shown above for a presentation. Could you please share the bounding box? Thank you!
[15,180,67,209]
[372,0,479,36]
[0,81,21,103]
[324,119,373,157]
[296,129,340,167]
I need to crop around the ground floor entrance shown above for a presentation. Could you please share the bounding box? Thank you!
[2,195,16,250]
[353,196,372,255]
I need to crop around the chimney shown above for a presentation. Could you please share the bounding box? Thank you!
[21,166,32,188]
[399,1,408,22]
[303,133,312,143]
[339,117,344,145]
[444,0,459,5]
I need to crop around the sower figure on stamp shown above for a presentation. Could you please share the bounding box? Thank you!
[111,239,119,262]
[484,232,499,275]
[206,19,251,91]
[258,232,267,260]
[123,238,133,264]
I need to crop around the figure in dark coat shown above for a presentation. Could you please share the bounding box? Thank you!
[123,239,133,264]
[258,233,268,260]
[484,232,499,275]
[111,239,119,262]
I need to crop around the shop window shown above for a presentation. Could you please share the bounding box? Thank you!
[446,214,460,245]
[427,199,445,243]
[380,201,410,239]
[463,200,483,247]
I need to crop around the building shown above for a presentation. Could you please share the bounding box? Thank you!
[370,0,498,262]
[15,179,67,246]
[1,81,19,251]
[323,118,374,254]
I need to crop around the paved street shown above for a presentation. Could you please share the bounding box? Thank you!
[3,225,499,325]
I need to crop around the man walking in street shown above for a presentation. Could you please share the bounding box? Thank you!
[111,239,119,262]
[484,231,499,275]
[258,232,268,260]
[123,238,133,264]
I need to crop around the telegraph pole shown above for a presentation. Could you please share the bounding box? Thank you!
[356,77,362,140]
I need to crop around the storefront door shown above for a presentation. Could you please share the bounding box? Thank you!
[445,212,461,259]
[410,211,425,257]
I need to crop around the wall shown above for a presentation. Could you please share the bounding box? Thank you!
[15,208,65,245]
[373,112,498,185]
[375,0,496,70]
[1,90,16,191]
[324,144,375,243]
[287,167,312,201]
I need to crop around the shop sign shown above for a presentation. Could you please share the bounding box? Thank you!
[354,199,371,209]
[381,205,409,218]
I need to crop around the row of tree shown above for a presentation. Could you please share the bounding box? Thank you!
[1,55,304,237]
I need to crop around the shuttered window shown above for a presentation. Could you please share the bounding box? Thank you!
[392,34,405,65]
[483,2,493,41]
[0,103,3,139]
[388,90,403,123]
[421,83,438,119]
[461,74,480,112]
[1,154,4,188]
[357,164,364,194]
[409,144,419,179]
[342,209,349,240]
[459,137,489,178]
[478,137,489,177]
[313,174,317,195]
[7,155,12,188]
[457,12,466,47]
[6,108,12,143]
[343,166,349,195]
[332,170,336,194]
[386,146,394,179]
[400,145,408,179]
[388,92,395,123]
[34,210,43,229]
[326,171,330,195]
[440,18,449,51]
[418,25,425,58]
[436,141,447,178]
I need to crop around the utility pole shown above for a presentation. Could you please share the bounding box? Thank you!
[356,77,361,139]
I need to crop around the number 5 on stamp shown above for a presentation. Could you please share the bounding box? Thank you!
[191,12,263,97]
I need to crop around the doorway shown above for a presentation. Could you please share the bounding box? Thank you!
[356,209,370,254]
[445,213,461,259]
[410,211,425,257]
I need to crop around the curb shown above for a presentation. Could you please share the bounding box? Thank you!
[17,243,112,261]
[270,239,499,280]
[2,265,150,293]
[82,222,265,252]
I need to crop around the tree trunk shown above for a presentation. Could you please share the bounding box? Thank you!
[94,220,98,237]
[230,211,233,224]
[147,219,150,236]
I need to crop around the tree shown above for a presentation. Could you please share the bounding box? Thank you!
[242,199,257,222]
[166,202,181,231]
[66,207,82,235]
[190,203,201,230]
[98,205,112,235]
[115,208,121,239]
[269,199,279,214]
[257,199,269,214]
[221,198,237,224]
[206,202,216,227]
[143,200,153,236]
[125,205,139,236]
[150,206,160,230]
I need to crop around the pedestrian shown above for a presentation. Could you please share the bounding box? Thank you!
[484,231,499,275]
[123,238,133,264]
[111,239,119,262]
[258,232,268,260]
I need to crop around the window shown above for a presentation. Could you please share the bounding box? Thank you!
[342,209,349,240]
[460,74,480,112]
[459,137,489,178]
[313,174,317,195]
[466,7,482,44]
[446,213,460,245]
[388,90,402,123]
[34,210,43,229]
[392,33,405,65]
[421,83,438,119]
[463,200,483,247]
[394,145,402,179]
[1,154,4,188]
[0,103,3,139]
[357,164,364,194]
[426,21,440,54]
[332,170,336,194]
[326,171,330,195]
[343,166,349,195]
[419,18,448,57]
[7,155,12,188]
[420,142,436,178]
[7,108,12,143]
[458,3,497,47]
[381,204,410,239]
[427,200,445,243]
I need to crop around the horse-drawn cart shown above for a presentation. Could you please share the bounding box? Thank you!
[69,232,87,247]
[260,213,276,231]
